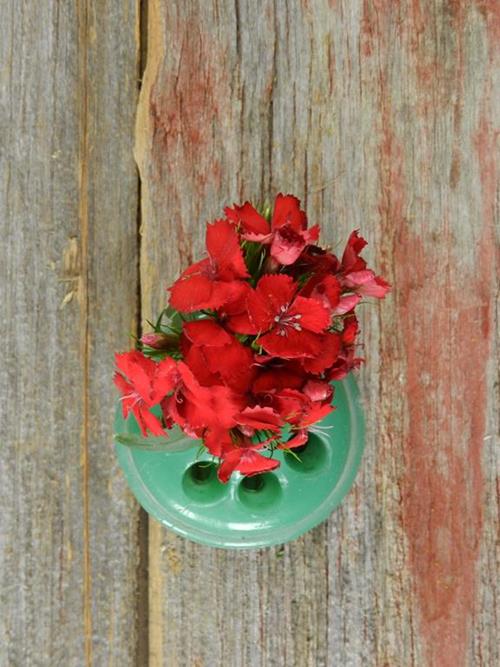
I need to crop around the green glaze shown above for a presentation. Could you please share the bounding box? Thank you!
[114,375,365,549]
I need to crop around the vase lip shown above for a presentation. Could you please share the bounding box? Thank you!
[115,374,365,549]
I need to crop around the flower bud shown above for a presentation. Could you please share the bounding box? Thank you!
[140,332,179,350]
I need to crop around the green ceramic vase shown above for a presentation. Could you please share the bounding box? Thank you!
[114,375,365,549]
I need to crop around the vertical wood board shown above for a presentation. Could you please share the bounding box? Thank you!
[136,1,499,666]
[0,2,141,665]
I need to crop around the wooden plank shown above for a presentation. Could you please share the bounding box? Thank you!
[0,2,141,665]
[358,2,499,665]
[136,1,499,665]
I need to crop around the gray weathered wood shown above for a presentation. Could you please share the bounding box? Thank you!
[1,0,498,665]
[0,2,141,665]
[136,1,498,666]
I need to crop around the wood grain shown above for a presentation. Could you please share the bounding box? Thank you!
[136,1,498,666]
[1,0,497,665]
[0,2,141,665]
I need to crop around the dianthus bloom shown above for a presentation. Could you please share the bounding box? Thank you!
[115,194,390,481]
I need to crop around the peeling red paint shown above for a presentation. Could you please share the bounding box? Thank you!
[148,16,229,190]
[378,113,493,665]
[396,226,491,666]
[142,11,232,278]
[474,116,499,230]
[378,97,496,667]
[361,1,468,117]
[474,0,500,54]
[360,0,374,57]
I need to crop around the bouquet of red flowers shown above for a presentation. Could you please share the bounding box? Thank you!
[114,194,389,482]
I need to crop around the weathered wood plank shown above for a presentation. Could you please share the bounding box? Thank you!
[137,1,498,665]
[359,2,499,665]
[0,2,141,665]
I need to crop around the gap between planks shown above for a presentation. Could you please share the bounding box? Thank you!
[135,1,150,666]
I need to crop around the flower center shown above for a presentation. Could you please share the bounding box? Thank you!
[273,305,302,336]
[120,390,142,407]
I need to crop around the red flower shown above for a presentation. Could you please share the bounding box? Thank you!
[271,388,334,450]
[333,294,362,315]
[163,362,243,434]
[301,274,341,313]
[341,230,368,273]
[303,379,333,402]
[114,351,178,436]
[218,440,280,483]
[328,348,363,381]
[169,219,249,312]
[237,405,283,433]
[181,319,256,394]
[292,244,340,277]
[244,274,331,358]
[225,193,319,265]
[281,431,309,449]
[340,230,390,299]
[301,332,341,373]
[252,363,304,394]
[342,270,391,298]
[341,314,359,344]
[115,196,390,482]
[273,388,333,427]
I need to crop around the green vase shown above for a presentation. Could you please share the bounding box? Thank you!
[114,375,365,549]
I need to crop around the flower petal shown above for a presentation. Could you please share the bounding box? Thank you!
[341,316,359,344]
[278,430,308,449]
[206,218,249,279]
[203,427,232,457]
[218,283,258,334]
[137,405,167,437]
[301,274,341,311]
[271,225,307,265]
[237,406,283,431]
[344,271,391,297]
[249,274,297,331]
[259,328,323,359]
[115,351,156,403]
[333,294,362,315]
[252,367,304,393]
[151,357,179,402]
[183,319,233,347]
[341,230,368,273]
[169,273,216,312]
[224,202,270,236]
[184,346,220,386]
[300,402,334,427]
[218,447,280,482]
[301,333,341,373]
[302,379,333,402]
[289,296,330,332]
[204,341,255,393]
[235,449,280,477]
[271,194,307,231]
